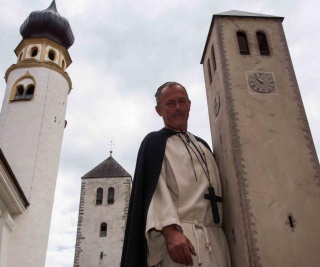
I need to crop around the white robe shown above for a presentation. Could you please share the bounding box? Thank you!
[146,132,231,267]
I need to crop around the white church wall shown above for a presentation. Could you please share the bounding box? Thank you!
[0,210,14,267]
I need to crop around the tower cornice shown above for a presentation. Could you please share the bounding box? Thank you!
[5,62,73,93]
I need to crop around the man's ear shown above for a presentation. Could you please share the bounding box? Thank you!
[155,105,162,117]
[188,100,191,111]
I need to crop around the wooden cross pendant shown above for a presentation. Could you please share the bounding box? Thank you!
[204,186,222,224]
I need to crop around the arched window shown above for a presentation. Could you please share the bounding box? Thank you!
[11,72,36,102]
[100,223,107,237]
[108,187,115,204]
[25,85,35,100]
[48,50,55,61]
[31,47,38,57]
[13,84,35,101]
[256,31,270,56]
[96,188,103,205]
[14,85,24,100]
[237,31,250,55]
[207,59,212,84]
[211,45,216,71]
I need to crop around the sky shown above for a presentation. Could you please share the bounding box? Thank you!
[0,0,319,266]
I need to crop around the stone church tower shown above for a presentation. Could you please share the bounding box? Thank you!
[74,154,132,267]
[0,1,74,266]
[201,11,320,266]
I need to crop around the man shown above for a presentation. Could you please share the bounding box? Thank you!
[121,82,230,267]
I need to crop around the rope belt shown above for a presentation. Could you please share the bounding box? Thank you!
[182,220,218,265]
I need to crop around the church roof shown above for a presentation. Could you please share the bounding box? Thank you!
[200,10,284,64]
[20,0,74,49]
[214,10,284,20]
[82,156,131,179]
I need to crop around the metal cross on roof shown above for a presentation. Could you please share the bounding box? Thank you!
[108,141,115,157]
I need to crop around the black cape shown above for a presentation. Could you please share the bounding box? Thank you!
[120,128,211,267]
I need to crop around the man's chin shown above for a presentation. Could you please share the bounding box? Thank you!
[167,124,187,132]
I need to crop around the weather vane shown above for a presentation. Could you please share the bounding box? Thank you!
[108,141,115,157]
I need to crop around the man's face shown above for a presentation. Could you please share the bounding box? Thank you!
[155,84,191,131]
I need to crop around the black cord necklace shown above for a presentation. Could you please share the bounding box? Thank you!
[177,132,211,185]
[177,132,222,224]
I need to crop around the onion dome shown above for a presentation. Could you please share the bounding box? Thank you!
[20,0,74,49]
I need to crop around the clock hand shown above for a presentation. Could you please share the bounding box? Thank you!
[255,77,264,83]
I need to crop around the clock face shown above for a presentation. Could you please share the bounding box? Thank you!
[248,72,275,93]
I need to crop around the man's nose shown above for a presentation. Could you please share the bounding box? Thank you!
[175,102,182,110]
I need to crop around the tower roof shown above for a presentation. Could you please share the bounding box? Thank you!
[20,0,74,49]
[82,156,131,179]
[214,10,284,20]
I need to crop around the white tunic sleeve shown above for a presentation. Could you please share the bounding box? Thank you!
[145,155,180,266]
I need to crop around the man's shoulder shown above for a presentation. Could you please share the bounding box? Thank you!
[135,129,175,176]
[142,128,176,144]
[136,128,177,160]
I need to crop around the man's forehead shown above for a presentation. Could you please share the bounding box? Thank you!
[161,85,189,98]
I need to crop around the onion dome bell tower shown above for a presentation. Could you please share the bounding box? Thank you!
[0,1,74,266]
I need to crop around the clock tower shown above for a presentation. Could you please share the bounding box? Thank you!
[201,11,320,267]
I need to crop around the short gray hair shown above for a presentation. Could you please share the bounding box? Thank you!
[155,82,188,105]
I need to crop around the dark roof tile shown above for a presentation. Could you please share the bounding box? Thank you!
[82,156,131,179]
